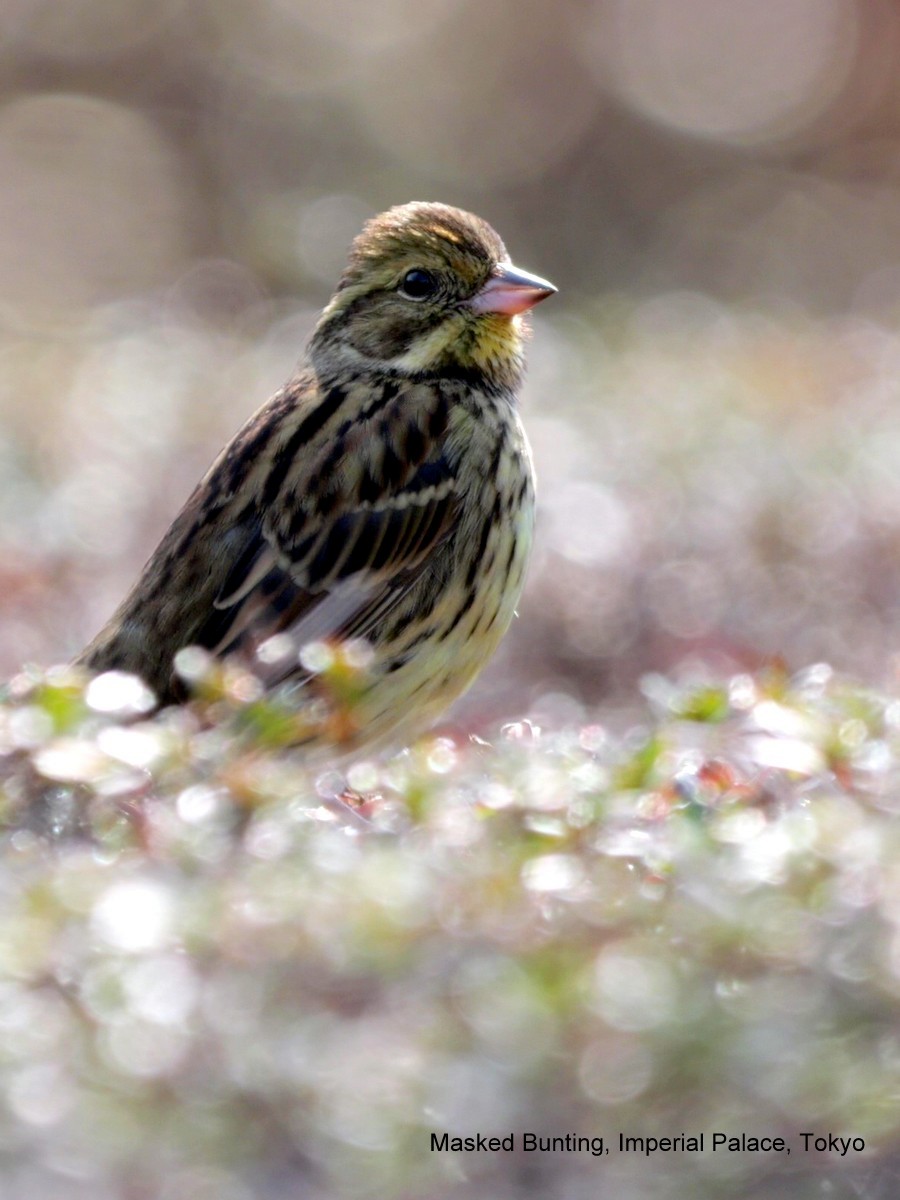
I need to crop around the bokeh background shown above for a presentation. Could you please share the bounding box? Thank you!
[7,8,900,1200]
[4,0,900,728]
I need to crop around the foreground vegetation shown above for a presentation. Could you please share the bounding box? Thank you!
[0,660,898,1199]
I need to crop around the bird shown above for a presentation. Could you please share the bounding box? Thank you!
[77,201,555,752]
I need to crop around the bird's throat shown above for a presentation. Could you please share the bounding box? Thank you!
[389,312,525,383]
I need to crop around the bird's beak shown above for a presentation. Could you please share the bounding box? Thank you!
[467,262,557,316]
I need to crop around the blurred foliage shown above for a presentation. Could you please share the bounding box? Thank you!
[0,664,899,1197]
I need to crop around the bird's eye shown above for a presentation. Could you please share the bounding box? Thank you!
[399,269,437,300]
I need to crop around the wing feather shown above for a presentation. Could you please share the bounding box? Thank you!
[188,374,460,675]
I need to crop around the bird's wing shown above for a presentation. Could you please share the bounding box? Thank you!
[190,373,460,679]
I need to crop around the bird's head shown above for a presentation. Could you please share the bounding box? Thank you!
[311,202,555,389]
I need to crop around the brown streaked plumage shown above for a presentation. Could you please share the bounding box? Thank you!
[77,202,555,751]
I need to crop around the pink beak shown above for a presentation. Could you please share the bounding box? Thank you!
[467,262,557,316]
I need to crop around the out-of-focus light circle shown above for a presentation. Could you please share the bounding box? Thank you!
[6,1062,73,1127]
[85,670,156,716]
[593,942,677,1031]
[587,0,857,147]
[543,481,633,567]
[357,8,601,186]
[91,879,174,953]
[0,94,193,318]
